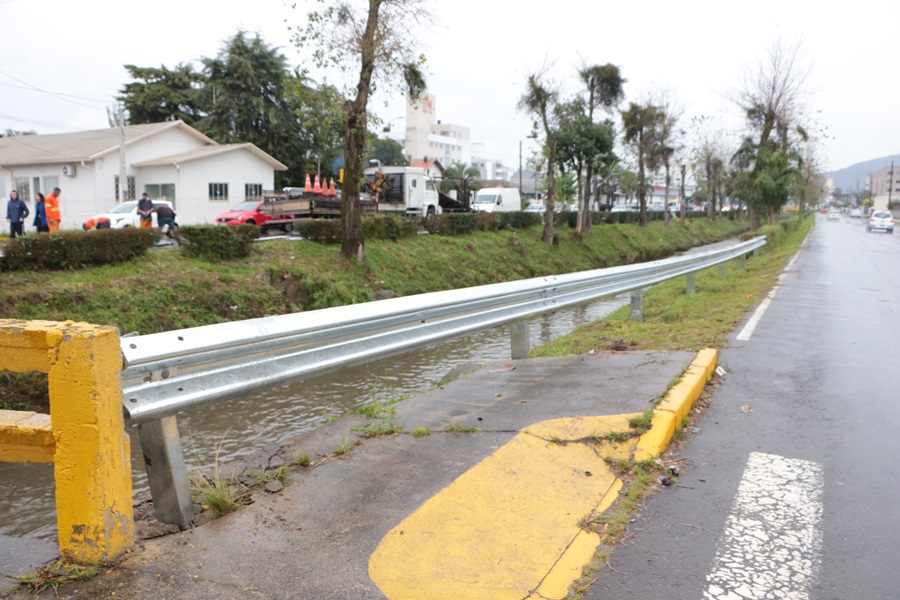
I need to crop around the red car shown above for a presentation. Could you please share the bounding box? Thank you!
[215,200,284,233]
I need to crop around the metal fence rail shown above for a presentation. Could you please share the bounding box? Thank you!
[121,235,765,525]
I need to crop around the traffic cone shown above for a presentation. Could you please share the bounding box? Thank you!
[313,174,322,194]
[328,178,337,197]
[304,173,312,192]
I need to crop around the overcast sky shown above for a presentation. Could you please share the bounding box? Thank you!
[1,0,896,174]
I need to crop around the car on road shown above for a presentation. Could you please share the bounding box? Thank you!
[850,208,862,218]
[90,200,174,229]
[866,211,894,233]
[827,209,841,221]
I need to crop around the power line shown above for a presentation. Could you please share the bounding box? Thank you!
[0,69,106,109]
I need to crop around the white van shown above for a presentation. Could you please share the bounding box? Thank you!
[472,188,521,213]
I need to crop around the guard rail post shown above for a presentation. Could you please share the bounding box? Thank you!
[510,320,530,359]
[740,254,747,268]
[630,289,643,322]
[686,272,696,294]
[718,263,726,277]
[136,416,194,527]
[0,319,133,565]
[753,247,760,258]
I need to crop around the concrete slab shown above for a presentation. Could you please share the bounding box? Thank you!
[38,350,696,600]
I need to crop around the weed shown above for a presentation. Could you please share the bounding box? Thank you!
[410,427,430,437]
[333,437,352,455]
[1,561,98,595]
[248,464,291,485]
[628,409,655,435]
[605,430,632,443]
[292,453,312,467]
[188,434,249,518]
[444,421,477,433]
[355,400,399,437]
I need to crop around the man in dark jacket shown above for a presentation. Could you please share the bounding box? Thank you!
[6,190,30,238]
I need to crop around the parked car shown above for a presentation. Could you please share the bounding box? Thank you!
[524,201,546,213]
[850,208,862,218]
[90,200,174,229]
[214,199,271,229]
[827,209,840,221]
[866,211,894,233]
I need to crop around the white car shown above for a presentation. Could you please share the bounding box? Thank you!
[91,200,174,229]
[827,209,840,221]
[866,211,894,234]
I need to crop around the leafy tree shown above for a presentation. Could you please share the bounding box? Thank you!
[285,75,348,179]
[199,31,305,187]
[119,63,206,126]
[621,102,664,226]
[367,137,408,166]
[295,0,429,262]
[519,70,562,244]
[732,147,801,222]
[440,161,481,203]
[577,64,625,232]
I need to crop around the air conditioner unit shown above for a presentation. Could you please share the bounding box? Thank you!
[61,164,76,177]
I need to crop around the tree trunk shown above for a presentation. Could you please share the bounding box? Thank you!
[582,163,593,233]
[340,0,381,262]
[663,162,671,227]
[679,163,686,224]
[543,141,557,244]
[575,164,585,234]
[638,137,647,227]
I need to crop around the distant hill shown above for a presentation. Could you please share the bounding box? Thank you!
[825,155,900,192]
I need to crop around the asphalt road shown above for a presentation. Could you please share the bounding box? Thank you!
[586,213,900,599]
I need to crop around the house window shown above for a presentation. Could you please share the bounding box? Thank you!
[114,175,136,201]
[43,176,58,194]
[15,177,30,202]
[209,182,229,201]
[245,183,263,199]
[145,183,176,204]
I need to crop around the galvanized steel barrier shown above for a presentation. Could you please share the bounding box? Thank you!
[121,236,766,525]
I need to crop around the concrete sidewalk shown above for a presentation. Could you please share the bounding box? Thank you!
[25,350,702,599]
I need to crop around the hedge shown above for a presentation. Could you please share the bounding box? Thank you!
[179,224,261,261]
[0,228,157,271]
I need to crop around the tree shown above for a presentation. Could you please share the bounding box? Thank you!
[285,75,348,178]
[199,31,306,187]
[519,69,561,244]
[119,63,206,126]
[367,137,408,166]
[732,147,801,223]
[621,102,664,226]
[577,63,625,232]
[440,161,481,204]
[295,0,428,262]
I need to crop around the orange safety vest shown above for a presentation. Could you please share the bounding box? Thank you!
[45,193,61,220]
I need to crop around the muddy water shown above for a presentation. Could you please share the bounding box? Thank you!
[0,294,628,541]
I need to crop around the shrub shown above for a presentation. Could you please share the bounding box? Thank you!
[1,228,156,271]
[294,219,342,244]
[362,214,419,240]
[179,224,260,261]
[496,211,540,230]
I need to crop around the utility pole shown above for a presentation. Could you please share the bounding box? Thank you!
[118,107,127,203]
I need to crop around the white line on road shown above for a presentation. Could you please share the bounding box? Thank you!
[704,452,824,600]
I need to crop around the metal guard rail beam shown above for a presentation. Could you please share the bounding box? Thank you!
[121,236,766,424]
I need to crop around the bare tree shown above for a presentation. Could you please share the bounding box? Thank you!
[295,0,428,262]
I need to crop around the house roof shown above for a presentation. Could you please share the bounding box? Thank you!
[0,121,217,167]
[410,158,445,173]
[132,143,288,171]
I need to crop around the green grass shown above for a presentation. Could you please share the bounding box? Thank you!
[444,421,477,433]
[534,215,813,356]
[189,470,249,518]
[247,464,291,485]
[410,427,430,437]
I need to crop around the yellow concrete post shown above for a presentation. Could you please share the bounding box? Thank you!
[0,319,134,565]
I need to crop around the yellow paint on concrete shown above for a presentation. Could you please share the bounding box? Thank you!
[0,319,134,565]
[633,411,676,462]
[636,348,718,462]
[369,415,637,600]
[0,410,55,463]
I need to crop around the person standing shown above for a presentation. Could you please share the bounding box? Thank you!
[33,192,49,233]
[137,192,154,228]
[45,187,61,232]
[6,190,30,238]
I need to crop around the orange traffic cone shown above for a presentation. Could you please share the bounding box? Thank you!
[313,174,322,194]
[304,173,312,193]
[328,178,337,197]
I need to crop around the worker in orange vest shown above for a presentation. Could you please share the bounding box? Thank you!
[82,216,111,230]
[45,187,61,232]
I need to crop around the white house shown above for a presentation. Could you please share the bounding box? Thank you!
[0,120,287,229]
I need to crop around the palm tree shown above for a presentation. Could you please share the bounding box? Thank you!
[518,70,560,244]
[441,161,482,207]
[621,102,663,227]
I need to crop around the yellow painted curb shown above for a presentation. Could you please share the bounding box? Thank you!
[635,348,718,462]
[369,416,638,600]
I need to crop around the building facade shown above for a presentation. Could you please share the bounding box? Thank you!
[0,121,286,229]
[404,94,471,167]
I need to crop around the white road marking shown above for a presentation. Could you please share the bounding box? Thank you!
[704,452,824,600]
